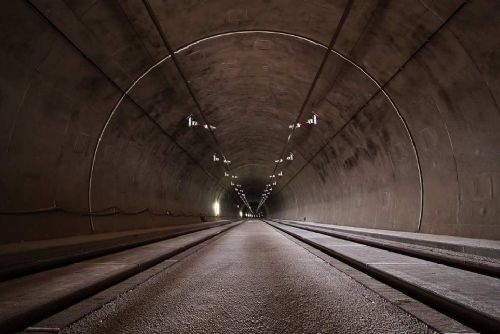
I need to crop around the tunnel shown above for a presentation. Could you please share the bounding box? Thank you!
[0,1,500,333]
[1,0,499,242]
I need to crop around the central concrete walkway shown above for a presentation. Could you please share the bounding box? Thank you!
[63,221,433,334]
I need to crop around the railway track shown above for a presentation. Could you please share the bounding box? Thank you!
[266,219,500,333]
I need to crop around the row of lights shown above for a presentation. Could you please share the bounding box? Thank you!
[233,183,252,213]
[187,115,253,215]
[288,113,318,129]
[256,113,319,214]
[187,115,216,130]
[189,112,318,216]
[244,212,263,218]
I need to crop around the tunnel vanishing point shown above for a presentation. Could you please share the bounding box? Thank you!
[0,1,500,333]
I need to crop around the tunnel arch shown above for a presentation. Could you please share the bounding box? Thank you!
[89,29,422,227]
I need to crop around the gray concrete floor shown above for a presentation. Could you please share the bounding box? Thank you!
[63,220,435,334]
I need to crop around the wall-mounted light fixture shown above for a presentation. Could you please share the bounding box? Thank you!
[187,115,198,127]
[203,124,216,130]
[288,113,318,129]
[187,115,216,130]
[306,113,318,125]
[212,200,220,216]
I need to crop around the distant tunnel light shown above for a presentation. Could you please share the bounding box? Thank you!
[213,201,220,216]
[239,210,243,218]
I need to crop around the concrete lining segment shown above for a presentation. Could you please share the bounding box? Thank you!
[24,0,224,231]
[0,221,240,333]
[267,220,500,333]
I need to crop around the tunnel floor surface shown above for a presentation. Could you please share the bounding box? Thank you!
[62,220,435,334]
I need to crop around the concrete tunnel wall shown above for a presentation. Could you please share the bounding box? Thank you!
[0,1,499,243]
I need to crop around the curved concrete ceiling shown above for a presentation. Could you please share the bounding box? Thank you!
[0,0,499,242]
